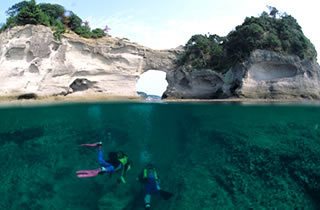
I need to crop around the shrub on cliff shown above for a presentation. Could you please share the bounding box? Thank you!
[0,0,107,40]
[1,0,49,28]
[92,28,106,39]
[52,20,66,40]
[39,3,64,25]
[177,6,317,73]
[67,13,82,31]
[74,25,92,38]
[176,34,227,71]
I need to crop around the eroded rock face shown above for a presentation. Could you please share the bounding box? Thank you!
[164,49,320,99]
[163,69,226,99]
[226,50,320,99]
[2,25,319,100]
[0,25,181,98]
[69,78,96,93]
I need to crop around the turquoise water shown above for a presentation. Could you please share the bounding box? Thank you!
[0,102,320,209]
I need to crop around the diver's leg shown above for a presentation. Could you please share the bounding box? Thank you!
[97,149,115,172]
[98,149,108,165]
[144,182,153,209]
[144,194,151,209]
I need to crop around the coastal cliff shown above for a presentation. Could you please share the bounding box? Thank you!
[1,25,320,101]
[163,7,320,100]
[227,50,320,99]
[0,25,180,99]
[163,50,320,99]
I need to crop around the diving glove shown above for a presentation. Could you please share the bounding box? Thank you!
[120,176,126,184]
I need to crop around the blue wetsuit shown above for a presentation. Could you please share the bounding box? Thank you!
[142,170,161,209]
[145,173,160,195]
[98,150,121,172]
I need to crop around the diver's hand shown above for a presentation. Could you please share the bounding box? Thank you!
[119,176,126,184]
[156,181,161,190]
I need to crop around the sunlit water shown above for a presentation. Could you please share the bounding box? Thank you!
[0,102,320,209]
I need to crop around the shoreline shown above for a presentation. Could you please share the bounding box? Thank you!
[1,94,320,107]
[0,95,143,107]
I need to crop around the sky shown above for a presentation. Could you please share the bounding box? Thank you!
[1,0,319,53]
[136,70,167,96]
[1,0,320,95]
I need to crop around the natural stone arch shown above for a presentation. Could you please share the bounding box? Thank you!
[136,70,168,97]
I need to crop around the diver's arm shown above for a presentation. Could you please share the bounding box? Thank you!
[155,180,161,190]
[114,163,122,171]
[119,167,126,183]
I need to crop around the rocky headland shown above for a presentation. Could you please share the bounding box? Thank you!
[163,50,320,100]
[0,25,319,102]
[0,25,180,101]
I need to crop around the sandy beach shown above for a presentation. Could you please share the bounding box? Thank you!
[0,93,318,107]
[0,94,143,107]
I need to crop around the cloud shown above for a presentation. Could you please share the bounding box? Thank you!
[86,2,320,61]
[87,13,244,49]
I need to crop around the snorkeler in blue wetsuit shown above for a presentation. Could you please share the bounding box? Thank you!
[138,164,173,209]
[76,142,131,183]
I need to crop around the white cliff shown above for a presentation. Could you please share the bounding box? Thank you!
[2,25,320,101]
[0,25,180,99]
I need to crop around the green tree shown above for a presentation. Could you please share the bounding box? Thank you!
[67,12,82,31]
[225,22,264,63]
[91,28,105,38]
[264,32,281,50]
[5,0,49,27]
[75,25,92,38]
[1,0,109,40]
[52,19,66,40]
[177,6,317,73]
[16,1,49,25]
[267,5,279,18]
[39,3,65,24]
[182,34,211,69]
[6,1,29,17]
[208,34,226,71]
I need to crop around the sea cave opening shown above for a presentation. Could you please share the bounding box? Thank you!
[136,70,168,99]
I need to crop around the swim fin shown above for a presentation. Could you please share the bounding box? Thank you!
[76,168,103,178]
[80,142,102,147]
[159,190,173,200]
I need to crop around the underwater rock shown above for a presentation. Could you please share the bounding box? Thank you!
[98,188,134,210]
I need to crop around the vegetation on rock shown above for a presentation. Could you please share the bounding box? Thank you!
[177,6,317,73]
[0,0,109,40]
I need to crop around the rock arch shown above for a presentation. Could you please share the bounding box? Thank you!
[136,70,168,98]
